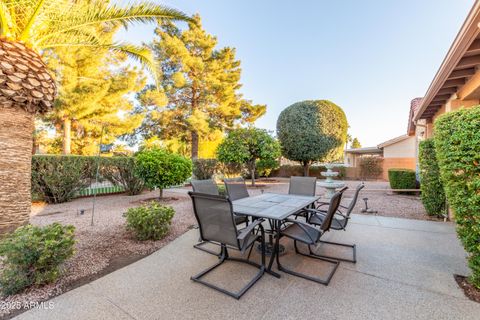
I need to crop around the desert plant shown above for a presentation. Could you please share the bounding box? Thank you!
[192,159,218,180]
[125,203,175,241]
[0,223,75,295]
[31,155,95,203]
[100,157,145,196]
[359,157,383,180]
[0,0,190,234]
[217,128,280,186]
[276,100,348,176]
[418,139,446,217]
[434,106,480,288]
[134,148,192,198]
[388,168,417,192]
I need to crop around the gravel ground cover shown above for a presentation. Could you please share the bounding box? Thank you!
[0,178,433,318]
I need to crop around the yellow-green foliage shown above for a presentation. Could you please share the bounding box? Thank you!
[434,106,480,288]
[125,203,175,241]
[136,15,266,158]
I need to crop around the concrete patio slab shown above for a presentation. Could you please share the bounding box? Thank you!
[14,215,479,320]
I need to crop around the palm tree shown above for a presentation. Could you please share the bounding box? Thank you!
[0,0,190,233]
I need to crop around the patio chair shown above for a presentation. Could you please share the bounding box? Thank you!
[224,177,250,201]
[288,176,317,220]
[191,179,248,256]
[307,183,364,263]
[276,188,346,285]
[188,192,266,299]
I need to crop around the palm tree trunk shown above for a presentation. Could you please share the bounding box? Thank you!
[0,106,33,233]
[63,118,71,154]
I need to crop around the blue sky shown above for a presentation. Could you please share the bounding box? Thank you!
[117,0,473,147]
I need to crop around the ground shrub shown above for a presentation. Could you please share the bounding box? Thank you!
[192,159,218,180]
[388,168,416,191]
[100,157,145,195]
[418,139,446,217]
[434,106,480,288]
[134,148,192,198]
[359,157,383,180]
[31,155,95,203]
[125,203,175,241]
[0,223,75,296]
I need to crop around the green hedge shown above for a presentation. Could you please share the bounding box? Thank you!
[192,159,218,180]
[418,139,446,217]
[434,106,480,288]
[388,168,416,191]
[0,223,75,295]
[99,157,145,196]
[31,155,96,204]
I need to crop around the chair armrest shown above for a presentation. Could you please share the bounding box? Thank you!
[237,218,264,242]
[283,218,318,243]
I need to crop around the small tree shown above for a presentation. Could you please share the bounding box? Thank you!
[277,100,348,176]
[217,128,281,186]
[351,137,362,149]
[257,158,280,180]
[135,149,192,198]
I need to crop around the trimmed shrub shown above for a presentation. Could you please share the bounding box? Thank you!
[125,203,175,241]
[99,157,145,195]
[434,106,480,288]
[31,155,95,203]
[388,168,416,191]
[359,157,383,180]
[418,139,446,217]
[193,159,218,180]
[217,184,226,196]
[0,223,76,295]
[134,148,192,198]
[277,100,348,175]
[256,158,280,178]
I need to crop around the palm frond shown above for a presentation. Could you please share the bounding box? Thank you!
[18,0,45,41]
[36,1,191,47]
[0,1,11,36]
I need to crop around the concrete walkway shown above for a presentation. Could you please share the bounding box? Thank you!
[15,215,479,320]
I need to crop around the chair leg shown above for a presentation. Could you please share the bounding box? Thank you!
[277,240,339,285]
[193,240,221,257]
[310,240,357,263]
[191,245,265,299]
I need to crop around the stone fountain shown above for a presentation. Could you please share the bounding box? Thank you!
[317,163,346,199]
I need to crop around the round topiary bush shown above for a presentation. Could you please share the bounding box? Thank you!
[276,100,348,176]
[388,168,416,191]
[125,203,175,241]
[418,139,446,217]
[434,106,480,288]
[134,148,192,198]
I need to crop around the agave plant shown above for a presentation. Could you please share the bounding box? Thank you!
[0,0,190,233]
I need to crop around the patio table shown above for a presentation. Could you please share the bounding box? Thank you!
[232,192,320,277]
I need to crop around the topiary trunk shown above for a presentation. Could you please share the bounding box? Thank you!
[0,38,56,233]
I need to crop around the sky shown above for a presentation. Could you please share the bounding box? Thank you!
[116,0,473,147]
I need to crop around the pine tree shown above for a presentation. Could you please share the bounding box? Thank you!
[136,15,266,159]
[351,137,362,149]
[45,27,146,155]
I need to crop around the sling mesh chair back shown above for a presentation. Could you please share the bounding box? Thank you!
[288,176,317,220]
[277,188,347,285]
[288,176,317,196]
[224,177,250,201]
[190,179,247,256]
[188,192,265,299]
[191,179,219,195]
[308,184,364,263]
